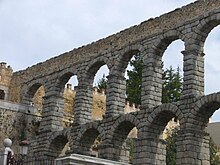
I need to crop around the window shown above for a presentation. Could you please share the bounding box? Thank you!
[0,90,5,100]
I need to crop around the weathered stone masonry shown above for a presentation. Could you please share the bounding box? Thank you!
[5,0,220,164]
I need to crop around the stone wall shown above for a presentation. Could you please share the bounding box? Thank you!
[0,100,40,153]
[0,86,142,151]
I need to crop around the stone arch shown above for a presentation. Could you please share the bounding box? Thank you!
[50,127,71,143]
[193,93,220,130]
[48,128,71,157]
[21,79,45,106]
[145,103,184,138]
[75,122,105,156]
[53,67,78,95]
[112,46,141,77]
[110,113,140,142]
[141,32,185,109]
[73,57,110,124]
[85,56,111,85]
[151,29,184,57]
[106,45,142,117]
[110,114,141,136]
[108,114,140,162]
[195,12,220,52]
[39,75,71,132]
[53,68,78,124]
[190,13,220,96]
[133,104,183,164]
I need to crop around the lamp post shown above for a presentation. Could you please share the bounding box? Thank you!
[19,140,29,155]
[18,140,29,164]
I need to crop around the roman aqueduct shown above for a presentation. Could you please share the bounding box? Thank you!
[7,0,220,164]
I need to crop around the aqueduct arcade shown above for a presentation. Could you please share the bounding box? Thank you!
[8,0,220,164]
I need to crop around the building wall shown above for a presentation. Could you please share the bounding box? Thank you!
[207,122,220,146]
[0,62,13,101]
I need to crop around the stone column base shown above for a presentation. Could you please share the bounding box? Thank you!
[55,154,131,165]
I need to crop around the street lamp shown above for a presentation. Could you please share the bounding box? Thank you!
[19,140,29,156]
[16,140,29,165]
[17,140,30,164]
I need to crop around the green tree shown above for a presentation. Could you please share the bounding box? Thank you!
[126,54,144,105]
[162,66,182,103]
[96,55,183,105]
[210,137,220,165]
[96,74,107,93]
[125,54,183,105]
[165,127,178,165]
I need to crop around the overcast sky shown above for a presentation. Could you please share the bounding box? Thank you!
[1,0,220,122]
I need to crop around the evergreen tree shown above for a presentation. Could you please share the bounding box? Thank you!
[96,74,107,93]
[96,54,183,104]
[126,54,144,105]
[125,54,183,105]
[165,127,178,165]
[210,137,220,165]
[162,66,182,103]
